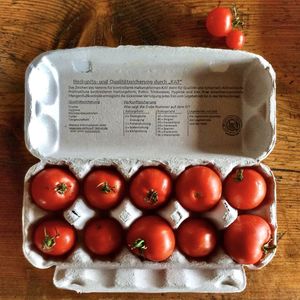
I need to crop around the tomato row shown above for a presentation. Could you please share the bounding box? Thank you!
[30,165,268,213]
[33,213,273,265]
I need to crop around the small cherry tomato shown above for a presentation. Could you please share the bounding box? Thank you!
[175,166,222,213]
[33,219,76,256]
[83,168,126,210]
[84,217,123,256]
[223,214,273,264]
[224,168,267,210]
[206,7,233,37]
[30,168,79,211]
[177,218,218,258]
[129,167,172,210]
[226,29,245,50]
[126,215,175,262]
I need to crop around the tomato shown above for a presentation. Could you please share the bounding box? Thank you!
[206,7,233,37]
[129,167,172,210]
[83,168,125,210]
[175,166,222,213]
[30,168,79,211]
[224,168,267,210]
[126,215,175,262]
[33,219,76,256]
[226,29,245,50]
[84,217,123,256]
[223,214,273,264]
[177,218,217,258]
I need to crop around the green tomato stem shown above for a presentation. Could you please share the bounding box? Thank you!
[96,182,116,193]
[144,189,158,204]
[231,4,244,28]
[42,227,60,250]
[262,232,286,254]
[131,238,147,254]
[234,169,244,182]
[55,183,68,195]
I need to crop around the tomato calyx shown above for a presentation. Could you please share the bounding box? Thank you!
[194,191,202,199]
[55,183,68,195]
[42,227,60,250]
[262,243,277,254]
[234,169,244,182]
[262,232,286,254]
[231,5,244,29]
[144,189,158,204]
[130,238,147,254]
[96,181,116,193]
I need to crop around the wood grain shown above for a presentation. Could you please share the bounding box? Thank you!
[0,0,299,299]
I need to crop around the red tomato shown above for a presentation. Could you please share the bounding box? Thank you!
[223,214,273,264]
[226,29,245,50]
[224,168,267,210]
[126,215,175,262]
[83,168,125,210]
[206,7,233,37]
[175,166,222,213]
[84,217,123,256]
[129,167,172,210]
[177,218,217,258]
[33,219,76,256]
[30,168,79,211]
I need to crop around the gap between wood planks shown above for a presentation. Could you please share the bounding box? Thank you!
[272,168,300,174]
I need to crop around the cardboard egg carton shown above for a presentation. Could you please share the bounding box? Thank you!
[23,46,276,293]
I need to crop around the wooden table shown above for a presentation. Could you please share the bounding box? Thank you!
[0,0,299,299]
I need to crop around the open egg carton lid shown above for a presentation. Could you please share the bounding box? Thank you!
[24,46,276,163]
[23,46,276,293]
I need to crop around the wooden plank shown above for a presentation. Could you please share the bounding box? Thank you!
[0,0,299,299]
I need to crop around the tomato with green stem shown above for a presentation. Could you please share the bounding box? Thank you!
[126,215,175,262]
[129,167,172,210]
[84,217,123,256]
[30,168,79,211]
[33,219,76,256]
[177,218,218,258]
[83,168,126,210]
[223,214,275,264]
[224,168,267,210]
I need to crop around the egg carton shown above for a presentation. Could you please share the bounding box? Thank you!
[23,46,276,293]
